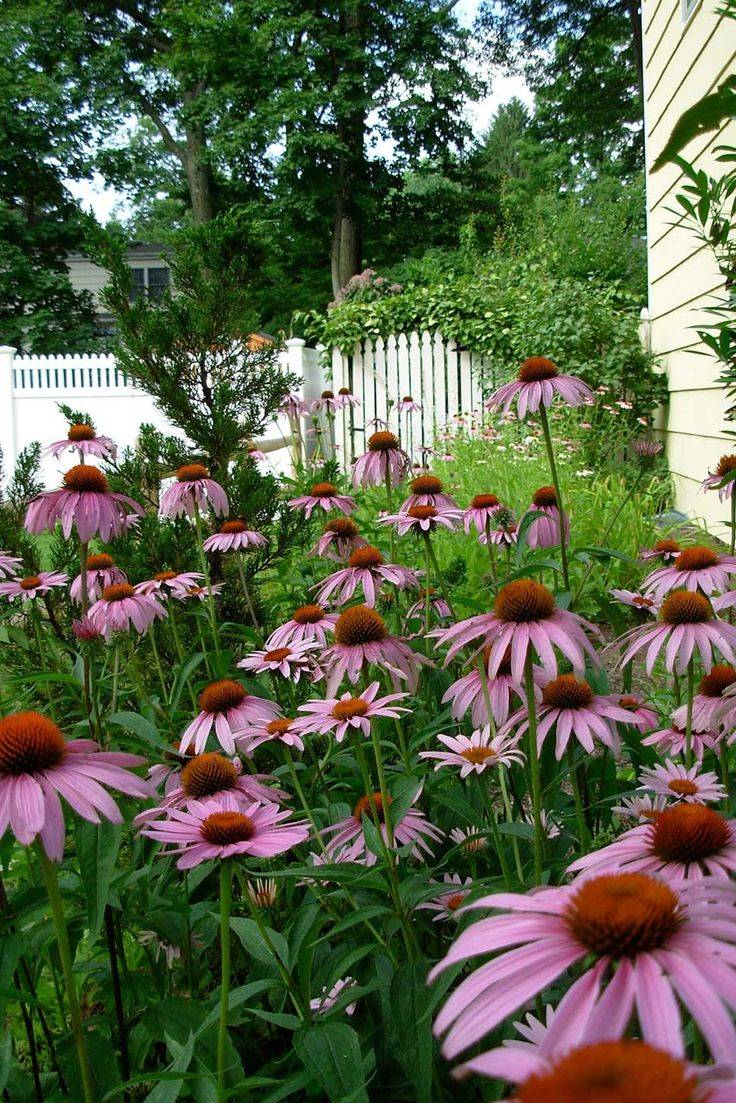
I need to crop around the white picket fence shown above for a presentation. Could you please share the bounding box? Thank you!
[0,332,492,486]
[326,331,493,462]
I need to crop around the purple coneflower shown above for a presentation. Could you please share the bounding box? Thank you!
[266,603,338,649]
[139,794,309,868]
[441,648,538,728]
[159,463,228,519]
[523,486,569,549]
[352,431,410,488]
[455,1038,735,1101]
[309,518,368,561]
[420,728,524,776]
[236,716,306,754]
[288,481,356,518]
[617,590,736,674]
[463,493,501,535]
[320,604,431,693]
[324,789,442,865]
[638,760,726,805]
[88,583,166,638]
[279,392,309,419]
[433,578,600,682]
[639,538,681,563]
[430,872,736,1063]
[405,587,451,624]
[0,553,21,579]
[247,877,278,909]
[25,465,144,542]
[312,546,421,608]
[179,679,279,756]
[0,571,68,604]
[612,794,668,824]
[70,553,126,603]
[311,389,343,415]
[642,721,720,761]
[417,874,473,922]
[400,474,458,513]
[612,694,658,731]
[338,387,360,409]
[569,803,736,881]
[72,615,102,641]
[380,504,462,535]
[135,569,204,598]
[641,545,736,600]
[0,711,149,859]
[296,681,409,742]
[449,826,487,854]
[485,356,593,417]
[135,752,284,824]
[398,396,422,414]
[502,674,632,760]
[45,421,117,462]
[237,640,319,682]
[632,438,665,461]
[609,588,660,616]
[480,506,518,547]
[203,519,267,553]
[310,977,358,1016]
[701,453,736,500]
[672,664,736,731]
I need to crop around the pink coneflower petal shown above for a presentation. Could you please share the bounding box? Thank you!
[296,681,410,742]
[0,571,68,604]
[289,481,357,518]
[352,431,410,489]
[25,466,143,542]
[0,711,149,860]
[159,464,228,519]
[139,794,309,868]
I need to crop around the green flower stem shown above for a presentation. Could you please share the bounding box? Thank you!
[524,654,544,884]
[30,603,57,719]
[423,532,457,620]
[484,520,498,585]
[217,859,234,1096]
[192,502,222,663]
[284,745,325,851]
[567,746,591,849]
[476,658,524,881]
[235,554,260,632]
[685,658,695,770]
[384,470,397,565]
[148,626,168,699]
[369,725,394,848]
[243,882,308,1020]
[423,537,431,637]
[37,846,96,1103]
[168,608,199,711]
[538,404,570,592]
[476,776,512,888]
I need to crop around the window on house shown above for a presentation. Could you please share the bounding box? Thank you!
[129,268,146,302]
[128,266,170,302]
[147,267,170,300]
[681,0,701,23]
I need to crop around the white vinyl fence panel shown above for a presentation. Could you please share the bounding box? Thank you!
[0,340,321,488]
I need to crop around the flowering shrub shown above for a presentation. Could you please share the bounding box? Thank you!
[330,268,404,308]
[1,360,735,1102]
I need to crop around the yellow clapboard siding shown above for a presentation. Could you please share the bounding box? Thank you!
[648,19,731,137]
[649,237,725,314]
[646,3,723,96]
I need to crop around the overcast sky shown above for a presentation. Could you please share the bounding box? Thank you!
[66,0,531,224]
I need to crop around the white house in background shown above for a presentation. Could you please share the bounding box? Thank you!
[642,0,736,533]
[66,243,171,336]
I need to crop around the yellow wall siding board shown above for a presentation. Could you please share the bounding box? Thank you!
[646,5,724,97]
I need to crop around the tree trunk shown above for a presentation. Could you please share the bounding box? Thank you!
[184,123,216,224]
[627,0,644,108]
[330,1,365,299]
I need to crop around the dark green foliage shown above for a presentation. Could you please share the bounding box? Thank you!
[87,214,297,475]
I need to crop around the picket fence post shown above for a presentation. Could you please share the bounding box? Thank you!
[0,346,17,474]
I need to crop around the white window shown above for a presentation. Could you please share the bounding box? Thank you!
[681,0,702,24]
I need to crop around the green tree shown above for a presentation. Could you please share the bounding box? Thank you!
[476,1,643,174]
[0,7,96,350]
[87,213,295,476]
